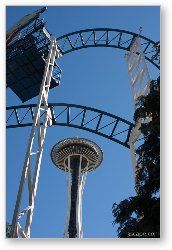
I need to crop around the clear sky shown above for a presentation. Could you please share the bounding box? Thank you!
[6,6,160,238]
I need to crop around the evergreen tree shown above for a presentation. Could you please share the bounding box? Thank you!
[112,77,160,238]
[6,222,13,238]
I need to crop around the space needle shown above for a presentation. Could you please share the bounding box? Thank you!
[51,137,103,238]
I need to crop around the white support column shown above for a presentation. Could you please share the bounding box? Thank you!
[76,155,82,238]
[11,36,62,238]
[63,157,72,238]
[125,35,151,184]
[78,162,89,238]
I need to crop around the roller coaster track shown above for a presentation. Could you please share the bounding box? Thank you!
[56,28,160,69]
[6,103,134,148]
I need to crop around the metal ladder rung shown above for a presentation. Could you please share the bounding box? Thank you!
[30,151,40,156]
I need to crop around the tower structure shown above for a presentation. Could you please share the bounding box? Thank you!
[51,137,103,238]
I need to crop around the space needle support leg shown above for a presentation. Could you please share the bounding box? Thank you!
[11,36,61,238]
[64,157,71,238]
[76,155,82,238]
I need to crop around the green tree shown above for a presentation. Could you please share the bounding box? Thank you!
[6,222,13,238]
[112,77,160,238]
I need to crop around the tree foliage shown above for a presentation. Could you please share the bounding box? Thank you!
[112,77,160,238]
[6,222,13,238]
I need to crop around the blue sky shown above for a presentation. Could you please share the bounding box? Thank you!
[6,6,160,238]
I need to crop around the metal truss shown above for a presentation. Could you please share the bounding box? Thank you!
[6,103,134,148]
[10,36,62,238]
[125,35,156,183]
[56,28,160,69]
[6,18,62,102]
[7,19,46,60]
[7,18,45,47]
[6,22,62,72]
[125,36,152,107]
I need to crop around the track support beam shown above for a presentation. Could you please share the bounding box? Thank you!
[11,36,61,238]
[125,35,152,184]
